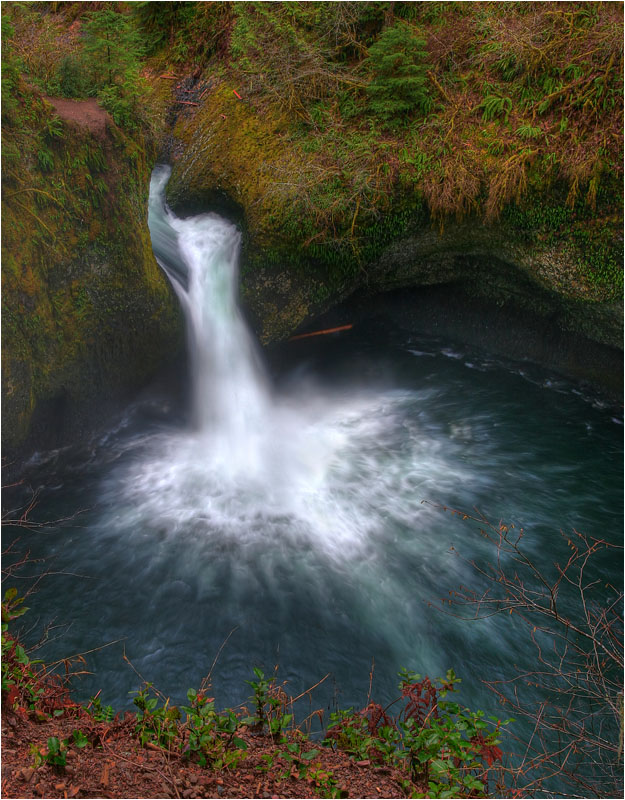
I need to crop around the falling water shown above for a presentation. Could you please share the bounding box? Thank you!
[148,167,271,472]
[142,165,473,562]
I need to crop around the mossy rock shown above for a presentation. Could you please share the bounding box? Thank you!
[165,76,621,354]
[1,94,183,462]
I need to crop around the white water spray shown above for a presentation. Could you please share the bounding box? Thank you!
[141,166,473,562]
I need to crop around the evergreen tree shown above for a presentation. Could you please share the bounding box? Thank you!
[83,8,142,90]
[1,14,20,122]
[81,9,145,130]
[133,1,188,54]
[365,22,431,123]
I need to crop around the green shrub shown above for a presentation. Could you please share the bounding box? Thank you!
[324,669,511,797]
[57,55,87,98]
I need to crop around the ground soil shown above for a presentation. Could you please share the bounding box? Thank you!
[1,704,409,799]
[43,97,111,138]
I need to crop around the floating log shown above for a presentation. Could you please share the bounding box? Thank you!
[177,100,199,106]
[289,324,353,341]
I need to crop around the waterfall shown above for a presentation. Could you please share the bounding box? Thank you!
[142,165,471,554]
[149,166,270,471]
[13,166,620,734]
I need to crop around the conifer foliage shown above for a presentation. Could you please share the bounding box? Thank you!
[83,8,143,90]
[82,9,145,130]
[365,22,431,123]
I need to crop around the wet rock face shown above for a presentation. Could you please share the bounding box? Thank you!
[165,86,621,362]
[236,218,621,345]
[1,118,184,467]
[234,218,622,397]
[365,222,623,351]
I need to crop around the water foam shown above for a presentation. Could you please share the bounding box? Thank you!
[114,166,475,565]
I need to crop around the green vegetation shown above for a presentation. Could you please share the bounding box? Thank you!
[324,669,510,798]
[3,2,623,288]
[82,8,145,129]
[30,731,88,771]
[159,1,621,302]
[1,589,36,705]
[365,23,431,123]
[2,590,508,797]
[3,508,621,797]
[1,3,182,454]
[82,9,142,89]
[0,1,622,449]
[134,0,230,64]
[88,692,115,723]
[2,3,155,132]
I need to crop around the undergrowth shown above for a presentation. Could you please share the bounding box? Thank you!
[3,2,622,298]
[2,590,509,798]
[151,1,623,301]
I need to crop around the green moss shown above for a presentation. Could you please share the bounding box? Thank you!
[573,226,624,300]
[1,66,182,456]
[503,202,573,237]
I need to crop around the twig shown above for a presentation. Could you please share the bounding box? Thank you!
[44,638,127,671]
[200,626,239,692]
[289,672,331,705]
[367,658,375,706]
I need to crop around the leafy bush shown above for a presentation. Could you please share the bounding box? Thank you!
[1,588,48,713]
[324,669,510,797]
[245,667,293,740]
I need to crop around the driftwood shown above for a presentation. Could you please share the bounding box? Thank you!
[289,324,353,341]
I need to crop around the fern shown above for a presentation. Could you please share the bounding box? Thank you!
[479,94,512,122]
[37,147,54,172]
[496,54,523,82]
[487,140,505,156]
[515,123,542,139]
[44,115,64,140]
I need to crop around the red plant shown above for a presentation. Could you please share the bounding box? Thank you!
[471,731,503,767]
[400,675,439,726]
[360,701,393,734]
